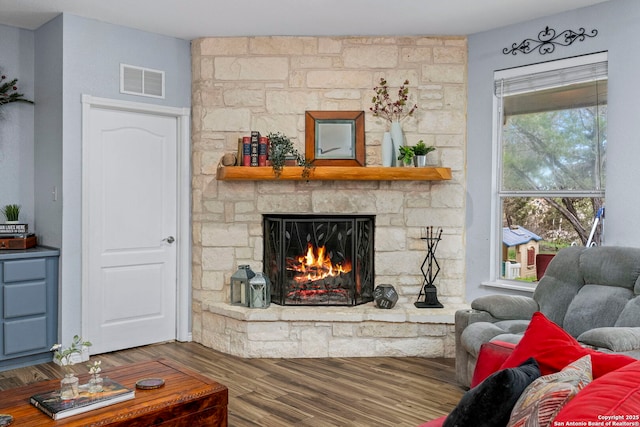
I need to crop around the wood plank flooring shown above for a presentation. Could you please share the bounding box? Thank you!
[0,342,464,426]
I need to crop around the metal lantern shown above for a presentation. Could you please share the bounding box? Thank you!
[249,272,271,308]
[230,265,255,306]
[373,284,399,309]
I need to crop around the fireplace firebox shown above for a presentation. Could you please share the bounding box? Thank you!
[263,214,375,306]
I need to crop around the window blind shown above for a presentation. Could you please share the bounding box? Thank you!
[495,60,608,97]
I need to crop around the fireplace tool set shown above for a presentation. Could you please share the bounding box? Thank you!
[415,226,444,308]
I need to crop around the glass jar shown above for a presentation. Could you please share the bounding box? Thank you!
[88,374,104,393]
[60,373,80,400]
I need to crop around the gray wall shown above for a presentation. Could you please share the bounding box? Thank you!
[0,24,35,226]
[34,16,63,250]
[466,0,640,301]
[33,14,191,343]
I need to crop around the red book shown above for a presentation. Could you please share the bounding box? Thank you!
[242,136,251,167]
[258,136,268,166]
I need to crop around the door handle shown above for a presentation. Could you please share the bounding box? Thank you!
[163,236,175,244]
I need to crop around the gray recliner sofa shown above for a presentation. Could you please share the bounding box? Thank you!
[455,245,640,387]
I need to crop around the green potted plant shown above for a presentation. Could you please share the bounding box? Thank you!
[2,204,21,223]
[397,145,415,166]
[267,132,313,178]
[412,140,436,167]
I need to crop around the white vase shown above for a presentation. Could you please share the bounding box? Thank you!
[390,121,404,167]
[381,132,393,167]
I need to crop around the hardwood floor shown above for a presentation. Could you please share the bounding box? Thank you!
[0,342,464,426]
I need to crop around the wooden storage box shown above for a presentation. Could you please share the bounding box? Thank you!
[0,235,37,250]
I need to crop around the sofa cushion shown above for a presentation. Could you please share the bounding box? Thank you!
[443,358,540,427]
[577,327,640,352]
[460,320,528,358]
[507,355,592,427]
[562,284,634,337]
[500,312,636,378]
[553,360,640,423]
[578,245,640,291]
[616,296,640,326]
[471,295,539,320]
[533,246,583,327]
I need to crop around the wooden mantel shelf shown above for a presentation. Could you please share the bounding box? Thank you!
[216,166,452,181]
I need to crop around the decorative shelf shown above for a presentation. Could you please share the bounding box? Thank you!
[216,166,452,181]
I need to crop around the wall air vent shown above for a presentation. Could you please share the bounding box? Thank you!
[120,64,165,99]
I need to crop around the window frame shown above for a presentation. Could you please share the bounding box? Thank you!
[487,52,608,291]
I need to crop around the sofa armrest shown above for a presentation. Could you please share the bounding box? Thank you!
[471,295,538,320]
[455,308,497,387]
[577,327,640,352]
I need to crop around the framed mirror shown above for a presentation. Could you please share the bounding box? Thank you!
[305,111,365,166]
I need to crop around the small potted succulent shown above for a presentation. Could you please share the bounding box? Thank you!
[412,140,436,167]
[2,204,20,223]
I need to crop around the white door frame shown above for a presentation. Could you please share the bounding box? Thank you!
[81,94,191,344]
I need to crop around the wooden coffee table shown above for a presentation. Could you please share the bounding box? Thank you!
[0,359,228,426]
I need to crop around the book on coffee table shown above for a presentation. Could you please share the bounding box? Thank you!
[30,378,135,420]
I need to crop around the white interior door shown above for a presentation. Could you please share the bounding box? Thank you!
[84,105,178,354]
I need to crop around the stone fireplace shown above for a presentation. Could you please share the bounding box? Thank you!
[190,35,468,359]
[264,214,374,306]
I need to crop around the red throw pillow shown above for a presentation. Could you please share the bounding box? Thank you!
[417,417,446,427]
[471,340,516,387]
[500,312,635,378]
[553,360,640,422]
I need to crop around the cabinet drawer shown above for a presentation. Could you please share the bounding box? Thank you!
[3,259,46,282]
[4,317,47,355]
[4,282,46,317]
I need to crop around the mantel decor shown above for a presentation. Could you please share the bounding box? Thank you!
[370,78,419,166]
[503,26,598,55]
[305,110,365,166]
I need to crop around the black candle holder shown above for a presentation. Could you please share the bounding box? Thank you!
[415,226,444,308]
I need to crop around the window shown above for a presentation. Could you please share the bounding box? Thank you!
[527,247,535,268]
[492,53,607,284]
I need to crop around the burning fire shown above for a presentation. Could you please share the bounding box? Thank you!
[289,243,351,282]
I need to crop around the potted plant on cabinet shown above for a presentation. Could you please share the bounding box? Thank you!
[2,204,20,223]
[397,146,415,167]
[412,140,436,167]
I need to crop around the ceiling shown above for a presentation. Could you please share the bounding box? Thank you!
[0,0,610,40]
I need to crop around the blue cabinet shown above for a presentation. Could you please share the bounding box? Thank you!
[0,246,59,371]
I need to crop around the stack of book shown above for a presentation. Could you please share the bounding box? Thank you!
[238,131,270,166]
[30,378,135,420]
[0,224,36,249]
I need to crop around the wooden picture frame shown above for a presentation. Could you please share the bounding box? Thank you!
[305,111,365,166]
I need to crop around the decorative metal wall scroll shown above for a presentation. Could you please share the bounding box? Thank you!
[503,26,598,56]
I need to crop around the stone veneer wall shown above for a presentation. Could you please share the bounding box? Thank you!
[191,36,467,358]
